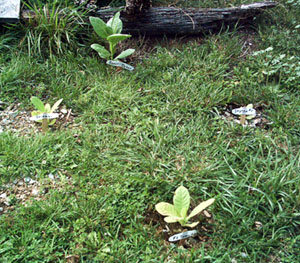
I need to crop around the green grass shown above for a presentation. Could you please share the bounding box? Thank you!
[0,0,300,262]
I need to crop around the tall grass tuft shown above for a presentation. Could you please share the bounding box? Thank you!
[19,0,88,56]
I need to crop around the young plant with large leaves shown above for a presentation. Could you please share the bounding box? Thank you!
[31,96,63,126]
[155,186,215,228]
[90,12,135,61]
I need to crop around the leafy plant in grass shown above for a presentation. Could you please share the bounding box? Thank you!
[251,47,300,88]
[90,12,135,61]
[156,186,215,228]
[31,96,63,132]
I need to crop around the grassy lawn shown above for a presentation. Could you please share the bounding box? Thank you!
[0,0,300,262]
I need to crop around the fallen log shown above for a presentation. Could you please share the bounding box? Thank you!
[94,2,277,36]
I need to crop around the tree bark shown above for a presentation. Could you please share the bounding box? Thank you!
[95,2,277,36]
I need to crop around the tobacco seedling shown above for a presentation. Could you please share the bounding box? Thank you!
[89,12,135,61]
[155,186,215,228]
[30,96,63,132]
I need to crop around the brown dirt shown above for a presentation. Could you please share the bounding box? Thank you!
[0,102,77,136]
[218,102,273,129]
[144,207,215,249]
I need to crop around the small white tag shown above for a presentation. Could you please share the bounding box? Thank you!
[30,113,59,121]
[107,60,134,71]
[232,108,256,116]
[168,230,197,242]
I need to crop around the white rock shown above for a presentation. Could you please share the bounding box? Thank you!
[2,118,11,125]
[0,193,7,199]
[24,177,37,185]
[31,188,39,196]
[48,173,55,180]
[24,177,31,183]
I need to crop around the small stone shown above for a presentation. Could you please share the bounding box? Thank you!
[2,118,11,125]
[253,118,262,125]
[0,193,7,199]
[48,173,55,180]
[0,207,3,212]
[17,180,24,186]
[24,177,37,185]
[255,221,263,230]
[31,188,39,196]
[61,109,68,114]
[24,177,31,183]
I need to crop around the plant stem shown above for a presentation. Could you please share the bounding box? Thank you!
[240,115,246,125]
[109,42,114,60]
[42,119,48,133]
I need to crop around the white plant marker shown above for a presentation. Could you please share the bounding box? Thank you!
[232,108,256,115]
[30,113,59,121]
[30,113,59,133]
[106,60,134,71]
[168,230,198,242]
[232,104,256,125]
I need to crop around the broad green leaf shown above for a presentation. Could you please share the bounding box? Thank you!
[107,12,122,34]
[49,119,56,126]
[183,221,199,228]
[45,103,51,113]
[31,97,45,112]
[50,99,63,113]
[164,216,182,223]
[91,44,111,60]
[89,17,112,39]
[31,111,41,117]
[155,202,178,217]
[187,198,215,220]
[107,34,131,47]
[115,49,135,60]
[173,186,190,218]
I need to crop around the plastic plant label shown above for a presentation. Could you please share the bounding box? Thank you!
[168,230,198,242]
[107,60,134,71]
[232,108,256,116]
[30,113,59,121]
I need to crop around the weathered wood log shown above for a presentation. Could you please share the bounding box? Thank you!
[95,2,277,36]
